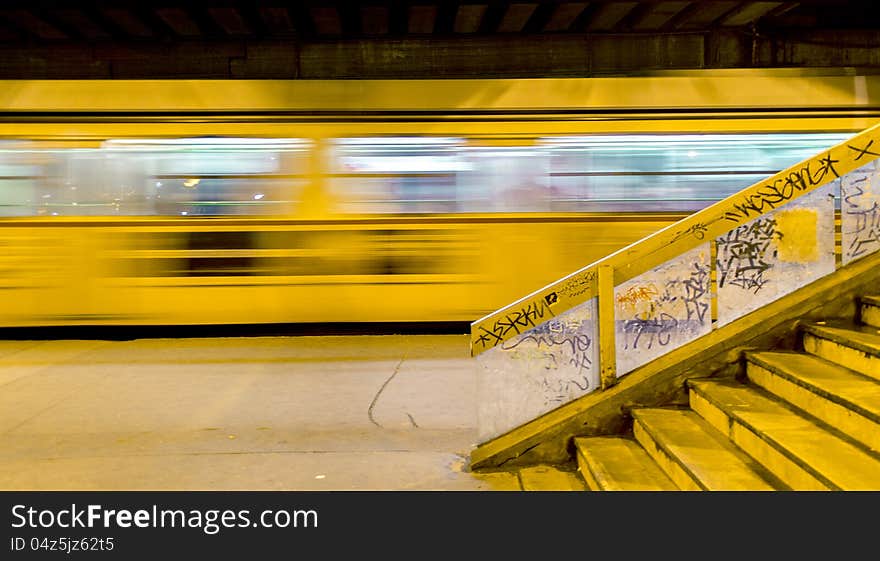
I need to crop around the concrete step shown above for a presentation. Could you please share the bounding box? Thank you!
[517,465,587,491]
[746,351,880,454]
[801,323,880,381]
[688,379,880,490]
[573,436,678,491]
[863,295,880,329]
[631,408,781,491]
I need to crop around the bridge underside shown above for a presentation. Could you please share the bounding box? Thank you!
[0,2,876,79]
[0,30,878,79]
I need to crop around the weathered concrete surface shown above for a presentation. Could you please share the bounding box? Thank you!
[0,334,525,490]
[0,31,878,79]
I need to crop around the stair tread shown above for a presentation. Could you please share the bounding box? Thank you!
[802,323,880,357]
[574,436,678,491]
[689,379,880,490]
[518,465,586,491]
[863,295,880,306]
[632,408,779,491]
[746,351,880,423]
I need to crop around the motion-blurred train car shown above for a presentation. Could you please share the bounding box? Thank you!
[0,70,876,328]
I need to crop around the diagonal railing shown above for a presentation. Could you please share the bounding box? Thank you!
[472,122,880,444]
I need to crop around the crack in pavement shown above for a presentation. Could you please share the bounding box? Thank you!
[367,356,406,429]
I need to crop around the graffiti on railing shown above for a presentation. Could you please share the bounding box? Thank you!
[847,139,880,162]
[842,161,880,264]
[473,298,557,350]
[671,221,711,243]
[614,245,711,376]
[716,217,781,293]
[682,261,711,322]
[475,298,598,440]
[717,183,835,326]
[723,152,839,224]
[500,318,595,407]
[623,312,678,351]
[558,270,596,299]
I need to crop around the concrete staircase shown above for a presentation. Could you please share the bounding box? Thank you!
[574,295,880,491]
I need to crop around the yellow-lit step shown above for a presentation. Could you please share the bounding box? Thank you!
[688,379,880,490]
[517,465,587,491]
[746,351,880,453]
[631,408,781,491]
[802,323,880,381]
[863,296,880,329]
[573,436,678,491]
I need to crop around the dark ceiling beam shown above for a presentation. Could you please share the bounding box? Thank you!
[0,9,68,40]
[40,9,109,40]
[454,3,488,33]
[662,2,701,31]
[629,1,690,31]
[154,7,203,37]
[478,2,508,34]
[407,4,438,34]
[498,3,539,33]
[434,3,459,35]
[570,3,599,31]
[207,7,252,37]
[520,2,552,34]
[719,2,785,27]
[674,1,742,29]
[529,2,587,33]
[765,2,803,18]
[585,2,639,31]
[618,2,659,31]
[337,4,361,36]
[311,6,342,36]
[770,2,880,29]
[388,1,408,36]
[99,8,156,39]
[131,7,178,38]
[236,5,270,37]
[183,6,227,39]
[288,6,315,36]
[361,5,389,35]
[255,6,293,36]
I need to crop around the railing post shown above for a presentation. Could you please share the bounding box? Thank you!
[598,264,616,389]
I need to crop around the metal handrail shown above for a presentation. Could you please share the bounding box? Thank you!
[471,122,880,393]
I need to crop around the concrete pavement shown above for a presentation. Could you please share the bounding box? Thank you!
[0,334,535,490]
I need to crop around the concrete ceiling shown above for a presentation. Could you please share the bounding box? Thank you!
[0,2,876,78]
[0,1,871,42]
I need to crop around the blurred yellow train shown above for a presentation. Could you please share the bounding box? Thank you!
[0,70,877,328]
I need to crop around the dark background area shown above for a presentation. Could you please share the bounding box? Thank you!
[0,1,877,79]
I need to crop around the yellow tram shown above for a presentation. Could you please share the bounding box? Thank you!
[0,70,876,327]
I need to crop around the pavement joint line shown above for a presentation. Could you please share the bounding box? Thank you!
[1,449,469,461]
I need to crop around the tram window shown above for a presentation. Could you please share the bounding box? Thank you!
[0,138,310,217]
[0,146,135,217]
[0,142,43,216]
[45,149,152,216]
[102,138,311,216]
[328,137,468,214]
[458,146,552,213]
[542,133,853,212]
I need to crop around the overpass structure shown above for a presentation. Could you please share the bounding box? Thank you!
[0,1,875,78]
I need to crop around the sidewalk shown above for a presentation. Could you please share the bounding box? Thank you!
[0,334,543,490]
